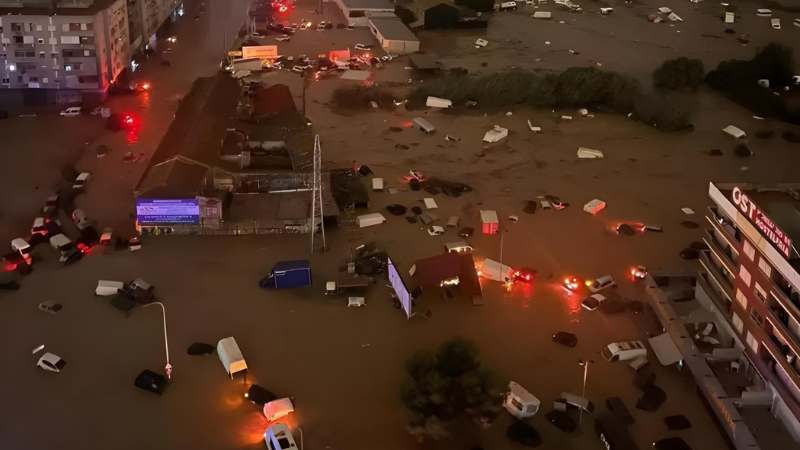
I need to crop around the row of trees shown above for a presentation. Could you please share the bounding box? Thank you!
[408,67,694,131]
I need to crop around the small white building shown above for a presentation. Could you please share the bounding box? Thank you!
[332,0,395,27]
[368,17,421,54]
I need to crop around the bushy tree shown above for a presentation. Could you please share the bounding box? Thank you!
[401,338,500,441]
[634,93,694,131]
[331,85,394,110]
[455,0,494,12]
[706,43,797,122]
[653,57,705,90]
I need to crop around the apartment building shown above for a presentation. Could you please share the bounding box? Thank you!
[698,181,800,440]
[127,0,179,52]
[0,0,129,103]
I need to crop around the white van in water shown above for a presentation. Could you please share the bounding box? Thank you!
[602,340,647,362]
[504,381,540,419]
[218,336,248,379]
[413,117,435,134]
[95,280,124,296]
[445,241,473,254]
[59,106,81,117]
[479,258,513,282]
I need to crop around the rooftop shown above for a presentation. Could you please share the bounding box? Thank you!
[0,0,118,15]
[368,17,419,42]
[714,183,800,256]
[340,0,393,10]
[135,156,210,198]
[137,73,316,195]
[412,252,482,299]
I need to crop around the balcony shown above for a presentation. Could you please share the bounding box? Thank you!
[698,271,733,316]
[766,309,800,358]
[703,229,738,275]
[699,250,736,301]
[707,206,742,246]
[756,334,800,419]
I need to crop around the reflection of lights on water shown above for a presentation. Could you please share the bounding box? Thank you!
[237,411,269,445]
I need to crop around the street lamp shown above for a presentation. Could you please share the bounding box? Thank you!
[142,301,172,380]
[578,359,594,424]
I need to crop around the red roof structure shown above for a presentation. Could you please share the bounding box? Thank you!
[412,253,482,301]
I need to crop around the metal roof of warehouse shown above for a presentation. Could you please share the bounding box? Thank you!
[369,17,419,42]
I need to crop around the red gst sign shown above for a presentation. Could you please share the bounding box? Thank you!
[731,186,792,257]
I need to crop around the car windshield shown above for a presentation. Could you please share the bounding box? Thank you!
[55,359,66,369]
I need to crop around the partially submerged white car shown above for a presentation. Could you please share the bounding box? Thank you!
[264,423,298,450]
[73,172,91,190]
[427,225,445,236]
[263,397,295,421]
[37,352,66,373]
[581,293,607,311]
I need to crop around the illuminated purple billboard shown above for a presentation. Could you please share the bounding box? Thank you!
[387,257,413,319]
[136,198,200,224]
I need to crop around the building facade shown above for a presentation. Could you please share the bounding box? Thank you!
[127,0,179,53]
[698,182,800,441]
[0,0,179,105]
[0,0,129,102]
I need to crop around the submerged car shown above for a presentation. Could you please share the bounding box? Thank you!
[245,384,278,406]
[552,331,578,348]
[135,369,167,395]
[581,294,607,311]
[37,352,66,373]
[264,423,298,450]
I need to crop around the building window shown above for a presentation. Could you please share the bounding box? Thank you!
[79,36,94,45]
[37,38,44,45]
[754,282,767,303]
[36,25,43,32]
[11,23,23,32]
[739,265,752,287]
[13,36,23,44]
[735,288,748,309]
[349,10,366,17]
[69,23,82,32]
[732,312,744,334]
[745,331,759,353]
[78,75,98,83]
[38,52,45,58]
[757,257,772,278]
[743,240,756,261]
[14,50,26,57]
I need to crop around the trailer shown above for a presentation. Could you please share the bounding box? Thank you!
[217,336,248,379]
[479,258,514,282]
[259,260,312,289]
[356,213,387,228]
[324,275,374,295]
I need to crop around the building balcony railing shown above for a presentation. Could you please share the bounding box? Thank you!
[699,250,736,301]
[771,287,800,330]
[703,229,738,275]
[761,335,800,411]
[766,309,800,359]
[706,206,742,245]
[697,271,733,316]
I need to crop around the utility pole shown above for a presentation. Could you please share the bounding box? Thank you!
[142,301,172,380]
[578,359,594,424]
[310,134,326,253]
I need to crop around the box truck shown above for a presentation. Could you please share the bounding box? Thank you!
[259,260,312,289]
[479,258,514,282]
